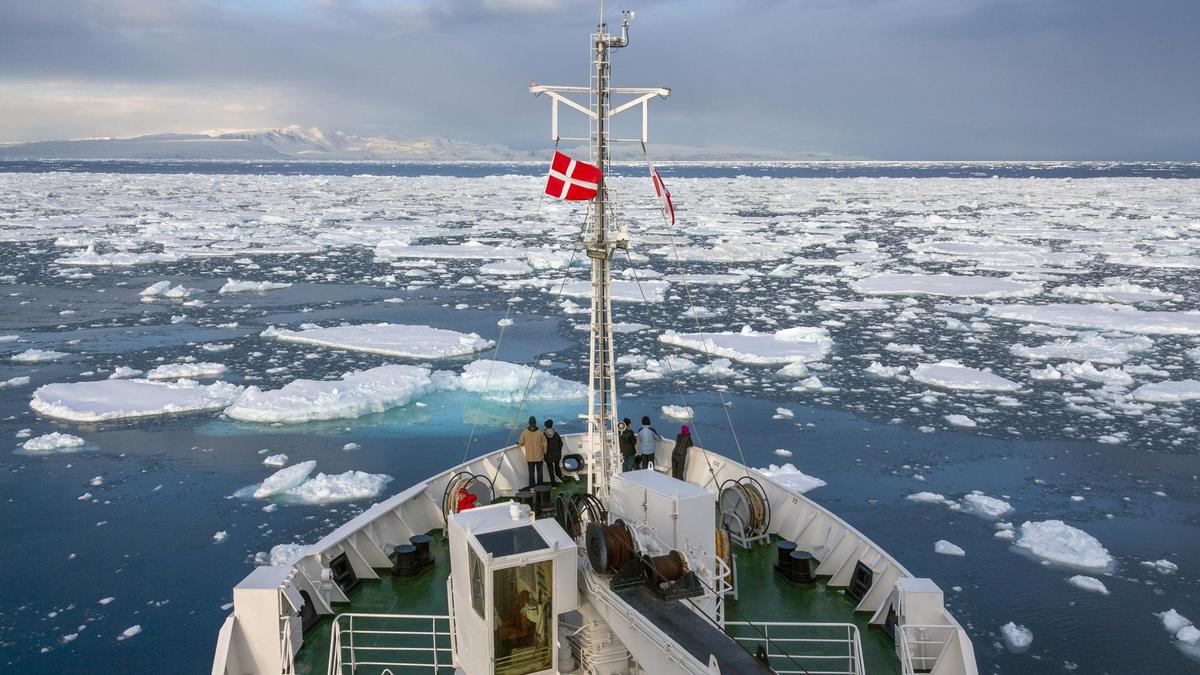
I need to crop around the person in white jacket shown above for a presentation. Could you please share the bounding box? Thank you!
[636,416,661,470]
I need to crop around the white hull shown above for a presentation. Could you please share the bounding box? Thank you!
[212,432,977,675]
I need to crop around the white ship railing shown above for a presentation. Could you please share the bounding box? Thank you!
[326,613,454,675]
[898,623,958,675]
[724,621,865,675]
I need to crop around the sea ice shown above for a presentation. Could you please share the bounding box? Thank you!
[1013,520,1113,571]
[1052,282,1182,304]
[12,349,68,363]
[226,365,452,423]
[911,360,1020,392]
[283,470,393,504]
[262,453,288,468]
[146,362,228,381]
[660,326,832,365]
[108,366,144,379]
[556,279,668,303]
[851,274,1040,298]
[140,281,199,299]
[1067,575,1110,595]
[1000,622,1033,652]
[1130,380,1200,403]
[944,414,977,428]
[458,360,585,402]
[18,432,87,455]
[661,405,694,420]
[264,324,494,359]
[31,379,244,422]
[934,540,966,556]
[753,463,826,493]
[988,303,1200,336]
[1010,333,1153,364]
[253,460,317,498]
[218,279,292,294]
[116,625,142,641]
[1,376,31,390]
[960,492,1014,519]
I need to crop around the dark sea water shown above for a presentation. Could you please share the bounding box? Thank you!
[1,161,1198,674]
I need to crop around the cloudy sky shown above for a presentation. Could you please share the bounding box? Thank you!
[1,0,1197,159]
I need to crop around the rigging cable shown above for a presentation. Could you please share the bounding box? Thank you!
[638,141,756,483]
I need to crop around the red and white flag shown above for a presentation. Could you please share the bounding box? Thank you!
[545,151,601,201]
[649,164,675,225]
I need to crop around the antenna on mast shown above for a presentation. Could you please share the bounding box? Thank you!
[529,10,668,503]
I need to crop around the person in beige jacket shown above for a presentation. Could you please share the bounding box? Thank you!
[518,415,547,488]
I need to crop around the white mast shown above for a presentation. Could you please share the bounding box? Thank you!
[531,9,668,503]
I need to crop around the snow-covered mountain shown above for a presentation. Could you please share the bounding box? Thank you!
[0,124,830,161]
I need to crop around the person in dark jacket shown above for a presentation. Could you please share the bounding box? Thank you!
[618,418,637,472]
[543,419,565,486]
[671,424,693,480]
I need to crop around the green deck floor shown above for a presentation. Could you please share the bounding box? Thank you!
[295,479,900,674]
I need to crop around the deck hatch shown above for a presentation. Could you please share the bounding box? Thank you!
[477,524,548,558]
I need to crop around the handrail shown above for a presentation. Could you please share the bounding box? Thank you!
[326,612,454,675]
[897,623,958,675]
[725,621,865,675]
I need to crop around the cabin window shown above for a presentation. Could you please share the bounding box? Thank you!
[492,560,553,675]
[469,546,485,618]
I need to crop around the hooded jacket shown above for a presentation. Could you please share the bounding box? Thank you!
[544,427,564,458]
[519,424,547,462]
[618,427,637,458]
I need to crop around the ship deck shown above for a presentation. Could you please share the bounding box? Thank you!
[293,479,901,675]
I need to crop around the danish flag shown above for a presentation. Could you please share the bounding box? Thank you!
[545,151,602,201]
[650,164,675,225]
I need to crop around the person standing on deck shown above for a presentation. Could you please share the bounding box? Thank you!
[671,424,693,480]
[543,419,564,486]
[518,416,546,488]
[636,416,661,470]
[618,418,637,472]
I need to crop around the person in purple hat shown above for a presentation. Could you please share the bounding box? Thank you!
[671,424,693,480]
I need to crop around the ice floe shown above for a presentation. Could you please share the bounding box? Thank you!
[18,432,87,455]
[1013,520,1113,571]
[934,540,966,556]
[999,622,1033,652]
[218,279,292,294]
[851,274,1041,298]
[253,461,317,498]
[660,405,694,420]
[1052,282,1182,304]
[753,463,826,493]
[556,279,668,303]
[31,379,244,422]
[1067,575,1109,595]
[1010,333,1153,364]
[1130,380,1200,403]
[12,349,68,363]
[458,360,585,403]
[911,360,1020,392]
[146,362,228,381]
[226,365,452,423]
[988,303,1200,335]
[264,324,494,359]
[660,326,832,365]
